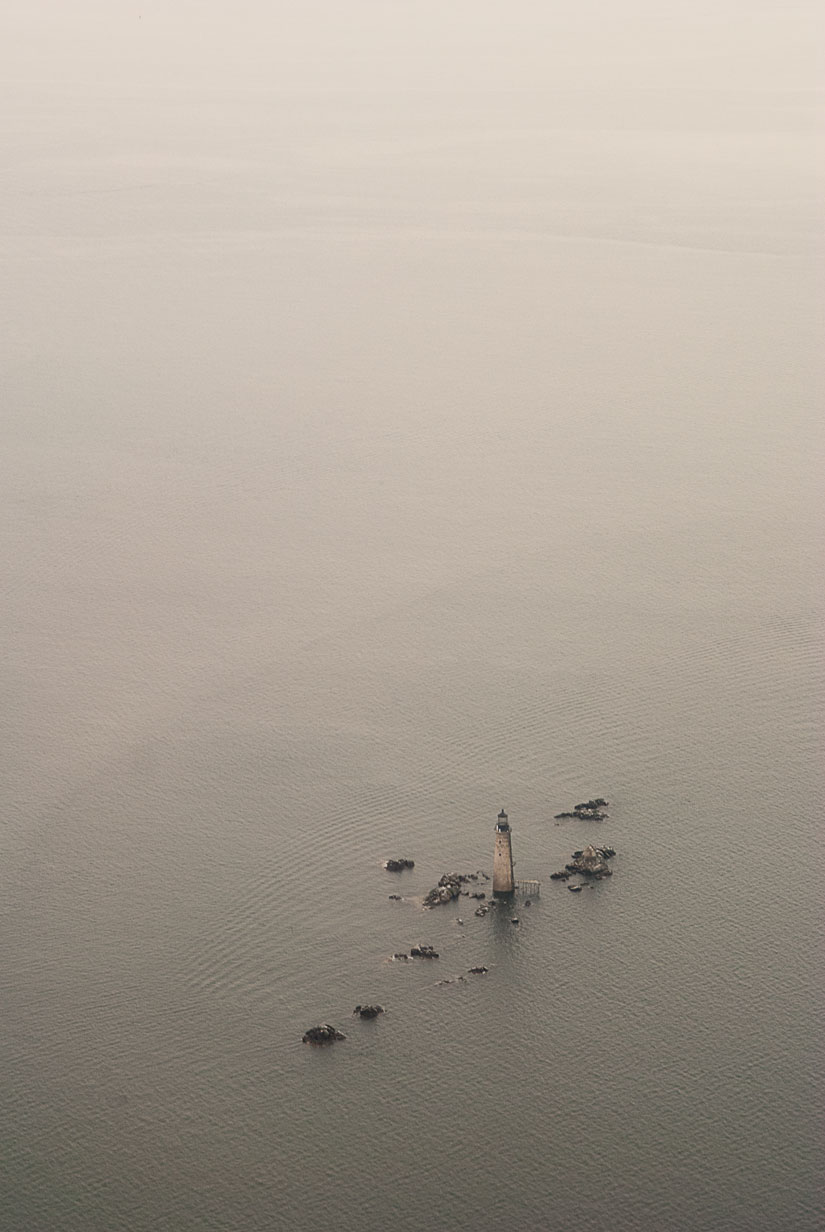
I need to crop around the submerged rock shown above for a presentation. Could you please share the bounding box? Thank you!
[385,858,415,872]
[303,1023,346,1044]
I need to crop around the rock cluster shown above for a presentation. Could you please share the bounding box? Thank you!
[422,870,485,907]
[305,856,499,1045]
[423,873,464,906]
[303,1023,346,1044]
[554,797,609,822]
[566,844,615,879]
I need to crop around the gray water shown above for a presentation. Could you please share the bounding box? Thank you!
[2,21,824,1232]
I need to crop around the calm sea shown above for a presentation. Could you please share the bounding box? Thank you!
[1,81,822,1231]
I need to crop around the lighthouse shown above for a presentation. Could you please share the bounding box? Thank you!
[492,809,515,896]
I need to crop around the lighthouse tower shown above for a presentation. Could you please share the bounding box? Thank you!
[492,809,515,896]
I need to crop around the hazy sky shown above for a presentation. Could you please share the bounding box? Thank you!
[2,0,821,94]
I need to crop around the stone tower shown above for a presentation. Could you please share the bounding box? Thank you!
[492,809,515,895]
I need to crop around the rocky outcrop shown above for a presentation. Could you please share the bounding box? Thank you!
[565,844,614,878]
[552,844,615,883]
[423,873,463,906]
[423,871,491,906]
[303,1023,346,1044]
[384,858,415,872]
[410,944,439,959]
[554,797,609,822]
[353,1004,384,1019]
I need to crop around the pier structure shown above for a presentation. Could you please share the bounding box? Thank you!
[492,809,515,896]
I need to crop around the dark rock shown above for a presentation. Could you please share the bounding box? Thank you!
[410,945,439,959]
[474,906,488,917]
[524,899,532,907]
[353,1004,384,1019]
[468,966,488,974]
[549,870,570,881]
[302,1023,346,1044]
[392,953,410,961]
[388,894,401,901]
[423,872,474,907]
[385,858,415,872]
[568,884,583,893]
[565,844,615,878]
[510,917,520,925]
[469,891,486,900]
[555,798,609,822]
